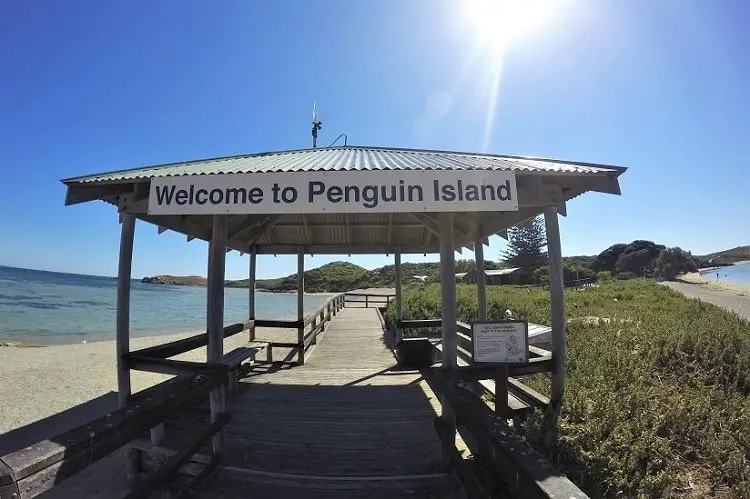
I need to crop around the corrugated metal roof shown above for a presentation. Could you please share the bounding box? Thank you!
[486,268,522,276]
[62,146,625,184]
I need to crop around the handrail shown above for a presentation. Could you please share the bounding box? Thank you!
[0,372,229,499]
[343,292,395,298]
[343,292,394,309]
[426,369,588,499]
[128,320,252,360]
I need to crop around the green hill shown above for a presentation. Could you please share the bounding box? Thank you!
[256,262,371,293]
[696,245,750,266]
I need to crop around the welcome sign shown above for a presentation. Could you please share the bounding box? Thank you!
[148,170,518,215]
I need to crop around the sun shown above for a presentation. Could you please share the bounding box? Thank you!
[463,0,558,54]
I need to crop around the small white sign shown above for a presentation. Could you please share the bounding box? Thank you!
[472,321,529,364]
[147,170,518,215]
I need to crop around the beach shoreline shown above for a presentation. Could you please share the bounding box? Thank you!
[679,270,750,296]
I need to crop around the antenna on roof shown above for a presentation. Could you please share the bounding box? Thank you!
[311,102,323,148]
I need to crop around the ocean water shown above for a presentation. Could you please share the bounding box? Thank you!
[699,262,750,286]
[0,266,330,344]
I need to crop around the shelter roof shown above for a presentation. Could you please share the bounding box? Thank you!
[62,146,626,255]
[63,146,623,184]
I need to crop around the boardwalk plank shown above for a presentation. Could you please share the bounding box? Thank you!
[198,307,450,498]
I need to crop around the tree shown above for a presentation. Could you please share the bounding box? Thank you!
[593,243,627,272]
[654,247,697,281]
[614,240,665,277]
[615,249,654,276]
[502,217,548,269]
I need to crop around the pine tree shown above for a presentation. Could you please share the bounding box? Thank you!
[502,217,548,269]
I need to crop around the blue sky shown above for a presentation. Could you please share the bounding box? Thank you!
[0,0,747,280]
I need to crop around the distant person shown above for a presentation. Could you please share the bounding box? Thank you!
[716,272,720,280]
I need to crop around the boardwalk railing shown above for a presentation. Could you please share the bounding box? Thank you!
[344,292,395,308]
[398,319,552,417]
[255,293,346,365]
[0,372,230,499]
[426,369,588,499]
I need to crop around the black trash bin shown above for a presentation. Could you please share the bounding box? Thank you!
[395,338,435,368]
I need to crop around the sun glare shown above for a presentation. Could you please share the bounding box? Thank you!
[459,0,559,151]
[464,0,557,54]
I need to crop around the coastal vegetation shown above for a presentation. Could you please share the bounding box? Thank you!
[140,241,744,292]
[386,280,750,497]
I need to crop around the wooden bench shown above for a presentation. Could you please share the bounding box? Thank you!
[223,341,268,394]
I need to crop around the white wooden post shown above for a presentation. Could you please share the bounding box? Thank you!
[116,214,135,408]
[438,213,457,465]
[208,215,228,455]
[544,207,565,444]
[439,214,457,369]
[474,239,487,321]
[248,247,257,341]
[116,214,142,485]
[394,248,403,343]
[297,249,305,365]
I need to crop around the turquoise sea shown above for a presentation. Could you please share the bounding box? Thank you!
[699,261,750,286]
[0,265,330,344]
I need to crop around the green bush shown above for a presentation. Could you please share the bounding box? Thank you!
[387,281,750,497]
[533,267,549,285]
[614,271,637,280]
[597,270,612,281]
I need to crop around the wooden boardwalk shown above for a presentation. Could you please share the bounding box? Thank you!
[200,307,453,498]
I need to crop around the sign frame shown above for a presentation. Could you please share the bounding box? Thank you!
[147,170,519,215]
[471,319,529,365]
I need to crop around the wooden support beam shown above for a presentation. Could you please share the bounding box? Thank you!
[248,248,257,341]
[422,225,432,246]
[228,215,269,241]
[116,213,135,408]
[207,214,228,456]
[297,250,305,365]
[232,215,281,248]
[438,213,457,466]
[124,355,228,377]
[127,322,249,359]
[302,215,312,247]
[344,213,352,248]
[440,213,457,371]
[395,249,403,343]
[387,213,394,248]
[410,213,440,239]
[475,238,487,321]
[544,206,565,446]
[65,183,135,206]
[157,225,168,235]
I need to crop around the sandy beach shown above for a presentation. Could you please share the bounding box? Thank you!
[0,290,396,439]
[678,270,750,297]
[0,326,298,438]
[662,280,750,321]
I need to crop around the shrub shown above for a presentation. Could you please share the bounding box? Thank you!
[386,281,750,497]
[597,270,612,281]
[614,271,637,280]
[533,267,549,285]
